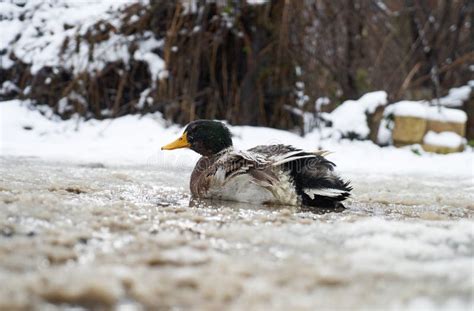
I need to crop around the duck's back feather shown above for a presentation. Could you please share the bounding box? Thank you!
[250,144,352,208]
[191,145,351,209]
[190,149,277,198]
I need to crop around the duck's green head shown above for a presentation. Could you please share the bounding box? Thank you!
[161,120,233,156]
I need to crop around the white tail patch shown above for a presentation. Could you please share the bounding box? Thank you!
[303,187,347,198]
[271,154,315,167]
[313,150,332,157]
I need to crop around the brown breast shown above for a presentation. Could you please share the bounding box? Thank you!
[190,156,213,197]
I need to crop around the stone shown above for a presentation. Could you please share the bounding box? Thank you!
[426,120,465,137]
[392,116,426,146]
[422,144,464,154]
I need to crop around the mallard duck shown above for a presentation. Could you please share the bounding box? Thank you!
[162,120,351,209]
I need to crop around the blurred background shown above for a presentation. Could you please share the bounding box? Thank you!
[1,0,473,147]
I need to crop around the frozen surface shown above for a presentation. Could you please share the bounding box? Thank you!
[0,157,473,310]
[424,131,464,148]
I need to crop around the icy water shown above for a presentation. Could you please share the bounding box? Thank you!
[0,156,473,310]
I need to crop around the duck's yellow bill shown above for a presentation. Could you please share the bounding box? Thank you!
[161,133,190,150]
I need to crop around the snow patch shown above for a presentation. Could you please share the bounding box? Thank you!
[425,106,467,123]
[0,81,20,96]
[389,101,427,119]
[247,0,269,4]
[388,101,467,123]
[326,91,387,139]
[434,83,472,108]
[377,117,393,146]
[423,131,464,149]
[0,0,165,82]
[315,97,330,111]
[133,33,165,82]
[0,0,133,72]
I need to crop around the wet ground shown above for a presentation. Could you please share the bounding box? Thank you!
[0,156,473,310]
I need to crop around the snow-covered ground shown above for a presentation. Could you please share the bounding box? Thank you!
[1,99,473,178]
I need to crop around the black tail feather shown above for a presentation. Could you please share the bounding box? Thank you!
[283,154,352,209]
